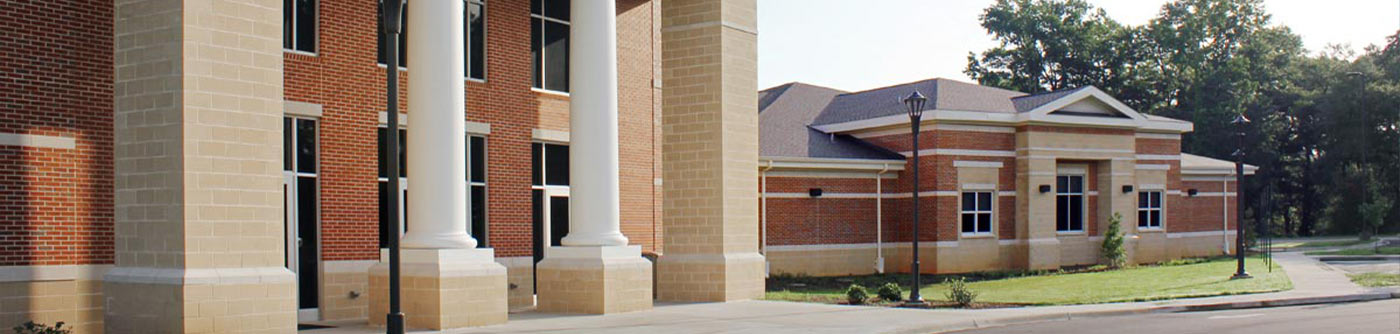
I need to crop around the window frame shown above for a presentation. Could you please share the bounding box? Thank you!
[959,191,996,236]
[1055,174,1087,233]
[1137,190,1164,230]
[530,0,571,93]
[468,134,488,248]
[283,0,318,55]
[465,0,487,82]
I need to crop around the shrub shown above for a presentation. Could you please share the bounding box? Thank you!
[1101,212,1127,268]
[875,282,904,302]
[12,321,70,334]
[944,277,978,307]
[844,284,869,305]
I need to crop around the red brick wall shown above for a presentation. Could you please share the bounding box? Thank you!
[760,176,891,246]
[1175,180,1237,233]
[0,0,113,266]
[286,0,661,260]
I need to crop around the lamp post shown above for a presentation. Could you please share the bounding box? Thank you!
[380,0,406,332]
[1346,72,1375,241]
[902,91,928,306]
[1230,114,1252,280]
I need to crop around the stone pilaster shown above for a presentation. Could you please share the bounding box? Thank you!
[106,0,295,332]
[368,249,507,330]
[656,0,766,302]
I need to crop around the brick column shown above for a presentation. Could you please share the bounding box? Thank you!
[655,0,766,302]
[104,0,295,332]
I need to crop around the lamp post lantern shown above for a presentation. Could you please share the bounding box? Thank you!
[380,0,406,332]
[902,91,928,306]
[1230,113,1252,280]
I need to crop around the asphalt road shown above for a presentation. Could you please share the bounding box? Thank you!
[950,299,1400,334]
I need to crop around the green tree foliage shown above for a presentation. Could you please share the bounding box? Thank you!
[968,0,1400,237]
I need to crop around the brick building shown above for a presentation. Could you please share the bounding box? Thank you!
[756,80,1254,276]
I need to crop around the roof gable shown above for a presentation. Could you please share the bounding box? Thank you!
[1023,87,1146,121]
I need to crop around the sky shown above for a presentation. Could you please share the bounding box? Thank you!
[756,0,1400,92]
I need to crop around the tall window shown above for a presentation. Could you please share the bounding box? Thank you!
[1138,191,1163,229]
[377,0,487,80]
[532,142,570,187]
[377,127,407,249]
[531,0,570,92]
[960,191,994,235]
[283,0,316,53]
[465,0,486,80]
[468,135,488,246]
[376,2,408,67]
[1056,175,1085,232]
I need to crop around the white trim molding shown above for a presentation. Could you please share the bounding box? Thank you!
[284,100,323,118]
[0,264,112,283]
[900,149,1016,157]
[1136,164,1172,171]
[531,129,569,143]
[953,160,1004,168]
[0,132,76,150]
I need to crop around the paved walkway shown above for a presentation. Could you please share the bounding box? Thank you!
[309,253,1396,334]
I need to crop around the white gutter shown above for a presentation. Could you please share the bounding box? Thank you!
[761,160,774,277]
[875,163,889,273]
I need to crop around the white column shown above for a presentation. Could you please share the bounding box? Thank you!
[562,0,628,247]
[402,0,475,249]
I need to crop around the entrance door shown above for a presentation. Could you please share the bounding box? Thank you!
[532,187,569,288]
[283,117,319,322]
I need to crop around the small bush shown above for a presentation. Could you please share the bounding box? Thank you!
[944,277,978,307]
[1101,212,1127,268]
[844,284,869,305]
[875,282,904,302]
[12,321,70,334]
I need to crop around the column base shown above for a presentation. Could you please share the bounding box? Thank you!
[535,245,653,314]
[656,252,764,302]
[102,267,296,334]
[368,248,507,330]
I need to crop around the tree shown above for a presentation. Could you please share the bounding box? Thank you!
[1101,213,1127,268]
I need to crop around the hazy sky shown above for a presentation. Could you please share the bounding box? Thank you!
[756,0,1400,92]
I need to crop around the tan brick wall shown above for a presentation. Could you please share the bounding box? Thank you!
[0,278,104,333]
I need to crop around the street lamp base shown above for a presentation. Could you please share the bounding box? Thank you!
[900,298,928,308]
[1230,272,1253,280]
[386,312,405,334]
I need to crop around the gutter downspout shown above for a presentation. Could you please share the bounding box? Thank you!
[761,160,774,277]
[875,163,889,273]
[1223,175,1231,254]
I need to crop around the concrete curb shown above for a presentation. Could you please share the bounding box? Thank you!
[1316,255,1400,261]
[924,292,1399,333]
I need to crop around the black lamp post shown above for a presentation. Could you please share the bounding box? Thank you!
[1347,72,1374,241]
[902,91,928,306]
[380,0,406,332]
[1230,113,1252,280]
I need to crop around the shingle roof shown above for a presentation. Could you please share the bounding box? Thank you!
[759,83,904,160]
[811,78,1027,126]
[1011,86,1091,112]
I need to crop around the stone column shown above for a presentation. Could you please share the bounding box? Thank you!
[368,0,506,329]
[656,0,767,302]
[535,0,654,314]
[1015,139,1061,270]
[105,0,295,332]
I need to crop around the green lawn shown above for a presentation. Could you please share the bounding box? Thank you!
[1304,246,1400,256]
[1347,273,1400,287]
[766,257,1290,306]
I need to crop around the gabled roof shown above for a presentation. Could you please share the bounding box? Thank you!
[759,83,904,160]
[1011,86,1090,112]
[811,78,1025,126]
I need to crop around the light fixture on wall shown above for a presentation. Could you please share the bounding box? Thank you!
[808,188,823,198]
[1122,185,1134,193]
[1038,185,1052,194]
[1188,189,1199,197]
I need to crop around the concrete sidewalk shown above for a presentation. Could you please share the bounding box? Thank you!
[309,253,1397,334]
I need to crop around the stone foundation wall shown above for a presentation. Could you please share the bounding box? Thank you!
[0,267,105,333]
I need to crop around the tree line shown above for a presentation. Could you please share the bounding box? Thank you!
[966,0,1400,238]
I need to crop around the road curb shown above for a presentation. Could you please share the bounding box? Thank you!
[928,292,1398,333]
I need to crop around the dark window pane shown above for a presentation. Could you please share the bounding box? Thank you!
[1152,211,1161,227]
[978,192,993,211]
[1138,211,1149,227]
[961,193,975,211]
[1056,196,1068,231]
[295,0,316,52]
[543,0,569,20]
[1139,192,1148,208]
[961,214,975,233]
[397,129,407,177]
[471,186,487,248]
[1069,196,1083,230]
[1151,192,1161,207]
[283,0,294,49]
[284,118,293,171]
[378,182,390,248]
[532,143,543,186]
[532,190,544,264]
[545,144,569,186]
[1070,176,1083,193]
[377,128,387,178]
[296,176,318,308]
[531,19,542,88]
[543,21,569,92]
[467,2,485,80]
[531,0,541,15]
[296,119,316,174]
[978,214,992,232]
[549,196,569,246]
[470,136,485,183]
